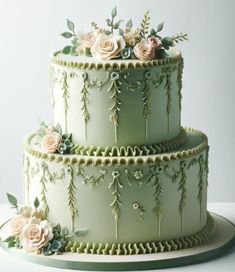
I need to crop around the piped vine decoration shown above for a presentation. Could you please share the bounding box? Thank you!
[125,169,145,188]
[177,59,184,127]
[80,72,90,140]
[108,170,123,240]
[66,165,78,232]
[39,161,55,217]
[122,72,142,92]
[77,167,107,187]
[188,154,207,224]
[132,202,145,223]
[60,8,187,60]
[142,70,164,139]
[24,157,31,205]
[162,66,177,133]
[108,72,122,143]
[61,71,69,132]
[165,160,187,233]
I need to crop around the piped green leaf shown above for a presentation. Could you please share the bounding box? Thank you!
[4,236,16,243]
[6,193,18,208]
[61,226,69,237]
[61,32,73,39]
[67,19,75,32]
[126,19,133,29]
[111,7,117,18]
[73,228,88,237]
[156,22,164,33]
[55,123,62,134]
[34,197,40,209]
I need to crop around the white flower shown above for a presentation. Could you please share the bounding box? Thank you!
[41,132,62,153]
[133,39,156,61]
[19,219,53,252]
[10,215,30,236]
[91,33,126,60]
[20,206,33,217]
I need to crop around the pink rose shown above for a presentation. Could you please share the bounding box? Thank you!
[19,219,53,252]
[91,33,126,60]
[10,215,30,236]
[148,36,161,48]
[133,39,156,61]
[45,127,55,134]
[41,132,62,153]
[79,31,97,48]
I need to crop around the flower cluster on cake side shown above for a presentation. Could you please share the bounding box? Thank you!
[61,7,188,61]
[36,122,74,154]
[1,194,87,255]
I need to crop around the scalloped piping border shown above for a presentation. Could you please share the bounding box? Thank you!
[71,128,187,157]
[50,51,182,70]
[23,127,208,166]
[64,212,215,255]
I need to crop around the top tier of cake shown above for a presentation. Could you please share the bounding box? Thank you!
[50,49,183,152]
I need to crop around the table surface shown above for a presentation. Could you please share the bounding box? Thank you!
[0,203,234,272]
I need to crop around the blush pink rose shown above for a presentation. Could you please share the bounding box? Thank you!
[19,219,53,252]
[133,39,156,61]
[148,36,161,48]
[41,132,62,153]
[79,31,97,48]
[91,33,126,60]
[10,215,30,236]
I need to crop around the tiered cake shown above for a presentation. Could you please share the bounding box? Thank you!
[21,10,215,255]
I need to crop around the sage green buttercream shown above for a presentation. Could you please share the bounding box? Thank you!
[23,128,209,249]
[50,49,182,148]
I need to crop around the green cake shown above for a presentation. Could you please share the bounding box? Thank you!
[3,8,216,257]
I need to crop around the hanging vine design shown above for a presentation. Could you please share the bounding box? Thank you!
[132,202,145,223]
[142,70,164,140]
[177,60,184,127]
[165,160,187,233]
[66,165,78,232]
[39,162,55,218]
[162,66,177,134]
[188,154,207,224]
[122,72,142,92]
[61,71,70,132]
[108,170,123,240]
[108,72,122,143]
[24,157,31,205]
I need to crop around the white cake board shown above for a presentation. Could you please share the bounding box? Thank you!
[0,212,234,271]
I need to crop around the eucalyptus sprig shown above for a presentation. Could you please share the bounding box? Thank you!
[140,10,151,38]
[61,19,79,55]
[106,7,123,34]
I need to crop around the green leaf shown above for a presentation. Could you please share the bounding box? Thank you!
[119,28,124,36]
[4,236,16,243]
[67,19,75,32]
[6,193,18,208]
[161,36,174,49]
[126,19,133,29]
[106,18,112,26]
[70,46,77,56]
[61,32,73,39]
[61,227,69,237]
[73,228,88,237]
[8,240,16,248]
[53,223,61,233]
[156,22,164,33]
[55,123,62,134]
[111,7,117,18]
[34,197,40,209]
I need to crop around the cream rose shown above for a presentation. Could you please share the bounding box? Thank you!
[10,215,30,236]
[19,219,53,252]
[133,39,156,61]
[41,132,62,153]
[79,31,97,48]
[124,29,140,47]
[91,33,126,60]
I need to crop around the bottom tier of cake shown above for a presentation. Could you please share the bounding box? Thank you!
[23,128,215,255]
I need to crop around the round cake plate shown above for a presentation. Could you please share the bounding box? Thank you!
[0,212,234,271]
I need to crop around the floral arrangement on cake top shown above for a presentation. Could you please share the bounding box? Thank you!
[36,122,74,155]
[1,193,87,256]
[60,7,188,61]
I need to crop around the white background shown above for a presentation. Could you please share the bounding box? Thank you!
[0,0,235,203]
